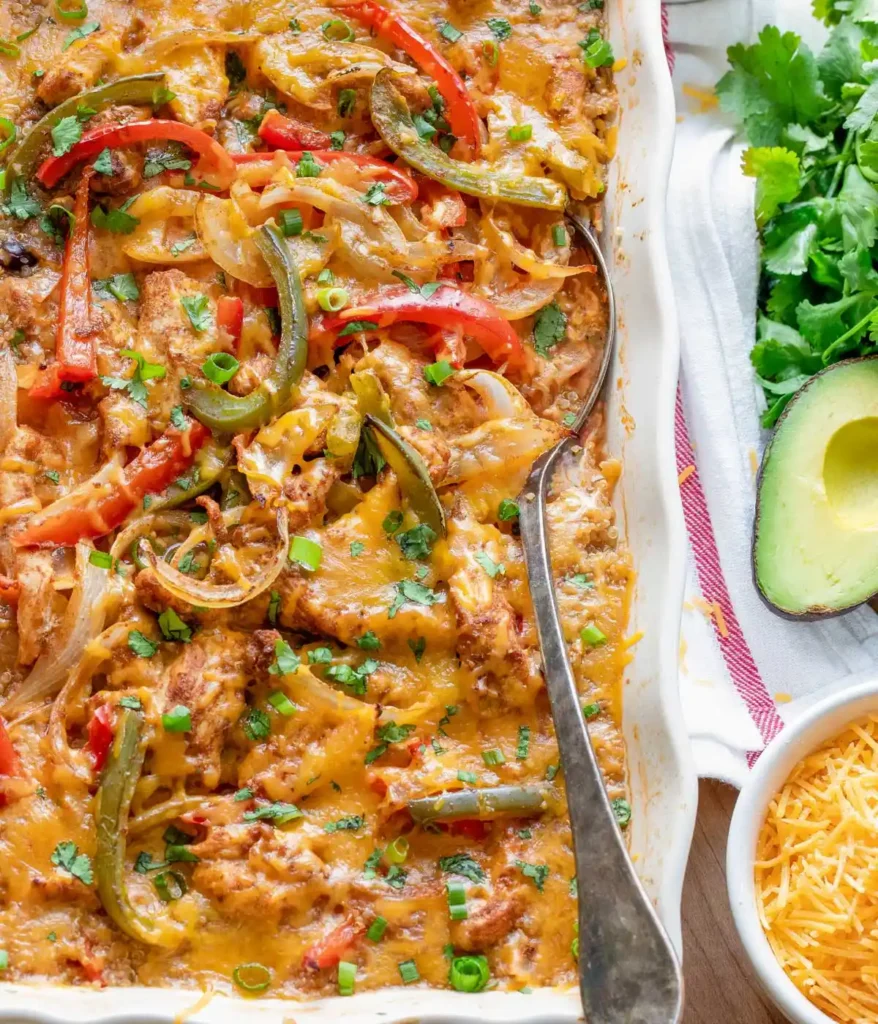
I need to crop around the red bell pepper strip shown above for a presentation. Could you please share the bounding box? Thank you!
[86,704,115,773]
[0,717,19,778]
[257,109,331,151]
[30,168,98,396]
[216,296,244,352]
[13,420,211,548]
[0,716,19,810]
[339,0,482,154]
[37,120,235,190]
[323,285,527,369]
[0,576,20,607]
[232,150,417,204]
[303,916,364,970]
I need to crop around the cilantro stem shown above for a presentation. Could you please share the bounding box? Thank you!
[821,304,877,365]
[825,131,855,201]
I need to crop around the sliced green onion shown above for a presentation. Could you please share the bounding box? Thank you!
[317,287,350,313]
[449,955,490,993]
[457,770,477,783]
[482,748,506,767]
[322,18,355,41]
[446,880,468,921]
[580,624,607,647]
[317,267,334,286]
[482,39,499,65]
[424,360,454,386]
[582,702,600,719]
[612,797,631,828]
[0,118,17,156]
[202,351,239,385]
[0,40,21,58]
[367,915,387,942]
[153,869,187,902]
[88,549,114,570]
[232,962,272,993]
[0,951,7,970]
[162,704,192,733]
[337,960,357,996]
[507,124,533,142]
[552,223,567,246]
[289,535,322,572]
[440,21,463,43]
[268,690,296,717]
[278,208,303,237]
[55,0,88,20]
[398,959,420,985]
[516,724,530,760]
[385,836,409,864]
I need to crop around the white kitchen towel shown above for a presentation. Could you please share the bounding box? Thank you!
[664,0,878,785]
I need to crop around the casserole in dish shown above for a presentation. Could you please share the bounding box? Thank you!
[0,0,695,1018]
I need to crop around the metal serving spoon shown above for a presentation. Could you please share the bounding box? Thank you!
[518,214,684,1024]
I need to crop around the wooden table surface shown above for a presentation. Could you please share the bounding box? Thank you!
[681,780,786,1024]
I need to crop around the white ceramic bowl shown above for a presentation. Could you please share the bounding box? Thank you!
[726,679,878,1024]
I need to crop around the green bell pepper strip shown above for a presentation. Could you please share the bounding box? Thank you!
[366,414,445,537]
[144,440,232,513]
[184,222,308,433]
[369,69,567,211]
[3,73,165,194]
[408,783,556,823]
[94,707,186,947]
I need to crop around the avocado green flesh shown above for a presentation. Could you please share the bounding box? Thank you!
[755,358,878,617]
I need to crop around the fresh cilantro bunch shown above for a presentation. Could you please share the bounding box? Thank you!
[717,8,878,426]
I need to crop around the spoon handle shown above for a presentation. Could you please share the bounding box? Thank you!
[519,436,683,1024]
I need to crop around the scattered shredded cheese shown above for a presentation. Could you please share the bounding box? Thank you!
[678,464,695,485]
[711,601,729,639]
[756,714,878,1022]
[682,83,719,112]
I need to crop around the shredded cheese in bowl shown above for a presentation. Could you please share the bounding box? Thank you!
[755,714,878,1023]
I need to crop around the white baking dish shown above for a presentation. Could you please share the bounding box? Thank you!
[0,1,696,1019]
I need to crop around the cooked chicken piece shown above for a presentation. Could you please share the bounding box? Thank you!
[191,824,331,919]
[13,550,55,666]
[161,629,249,789]
[283,460,340,530]
[134,270,223,434]
[0,270,61,348]
[545,55,588,124]
[356,341,481,434]
[165,46,228,129]
[277,477,455,648]
[36,31,114,107]
[453,891,524,949]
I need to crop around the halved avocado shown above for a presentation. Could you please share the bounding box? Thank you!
[754,357,878,618]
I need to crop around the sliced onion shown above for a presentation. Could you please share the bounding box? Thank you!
[123,187,205,264]
[17,457,124,542]
[444,419,566,487]
[255,35,413,108]
[0,346,16,447]
[119,30,258,68]
[457,369,534,420]
[2,543,110,714]
[47,620,136,783]
[260,177,385,230]
[473,270,563,321]
[482,210,593,280]
[109,512,193,565]
[196,194,273,287]
[145,506,289,609]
